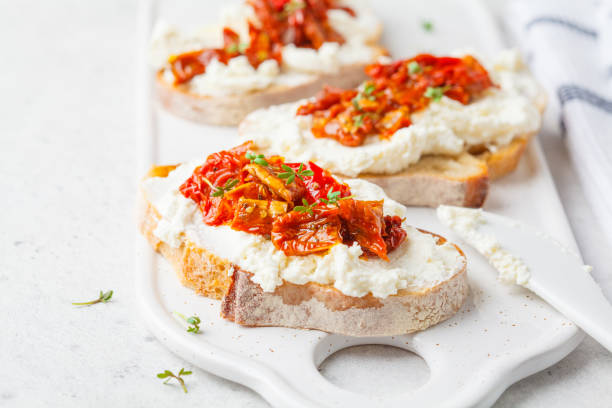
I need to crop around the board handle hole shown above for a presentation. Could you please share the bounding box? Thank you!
[317,344,430,394]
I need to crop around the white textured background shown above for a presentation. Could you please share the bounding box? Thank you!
[1,0,611,407]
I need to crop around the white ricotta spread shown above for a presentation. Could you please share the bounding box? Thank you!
[240,49,544,177]
[436,205,530,286]
[188,57,281,96]
[142,161,464,298]
[150,0,381,96]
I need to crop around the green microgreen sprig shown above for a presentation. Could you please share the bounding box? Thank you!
[424,85,450,102]
[72,290,113,306]
[353,114,365,128]
[210,178,239,197]
[422,20,434,32]
[363,83,376,96]
[157,368,192,393]
[226,43,248,54]
[319,190,352,206]
[294,198,318,215]
[408,61,421,74]
[246,152,269,167]
[352,83,377,111]
[174,312,201,333]
[185,316,201,333]
[278,163,313,185]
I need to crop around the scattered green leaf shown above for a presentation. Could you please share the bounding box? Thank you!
[408,61,421,74]
[422,20,434,32]
[211,178,239,197]
[294,198,318,215]
[72,290,113,306]
[226,44,237,53]
[157,368,192,393]
[186,316,201,333]
[353,114,365,128]
[319,190,352,206]
[352,83,377,111]
[424,85,449,102]
[225,42,248,54]
[246,152,269,167]
[173,312,202,334]
[363,83,376,97]
[278,163,313,185]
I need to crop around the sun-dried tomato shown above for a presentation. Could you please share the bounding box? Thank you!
[337,199,387,260]
[179,143,407,260]
[168,24,282,84]
[248,0,351,50]
[382,215,407,254]
[297,54,495,146]
[282,160,350,203]
[168,0,352,84]
[179,144,250,225]
[271,207,343,255]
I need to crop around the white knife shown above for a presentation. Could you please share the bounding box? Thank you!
[437,205,612,353]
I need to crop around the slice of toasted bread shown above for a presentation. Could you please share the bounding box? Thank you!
[360,131,538,207]
[238,54,548,208]
[360,153,490,208]
[477,135,531,180]
[139,165,469,336]
[156,45,387,126]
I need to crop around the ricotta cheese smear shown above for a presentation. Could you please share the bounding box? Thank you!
[240,49,545,177]
[150,0,381,96]
[142,162,464,298]
[436,205,530,286]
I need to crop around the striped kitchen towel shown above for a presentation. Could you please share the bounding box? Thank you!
[505,0,612,245]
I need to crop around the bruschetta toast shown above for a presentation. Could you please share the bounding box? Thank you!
[139,143,468,336]
[239,49,547,207]
[151,0,386,125]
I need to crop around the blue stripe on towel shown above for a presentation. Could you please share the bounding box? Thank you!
[525,17,598,38]
[558,85,612,114]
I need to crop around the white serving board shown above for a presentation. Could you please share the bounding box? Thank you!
[135,0,584,406]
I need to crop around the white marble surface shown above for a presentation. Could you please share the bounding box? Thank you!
[1,1,611,407]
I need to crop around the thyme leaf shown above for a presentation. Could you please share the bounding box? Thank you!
[157,368,192,393]
[352,82,377,110]
[174,312,201,333]
[225,43,248,54]
[246,152,269,167]
[319,190,352,206]
[424,85,450,102]
[294,198,317,215]
[408,61,421,74]
[72,290,113,306]
[211,178,239,197]
[353,114,365,128]
[278,163,313,185]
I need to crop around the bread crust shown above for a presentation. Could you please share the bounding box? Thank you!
[361,153,490,208]
[140,200,232,300]
[156,46,387,126]
[139,168,469,336]
[221,264,468,337]
[479,135,532,180]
